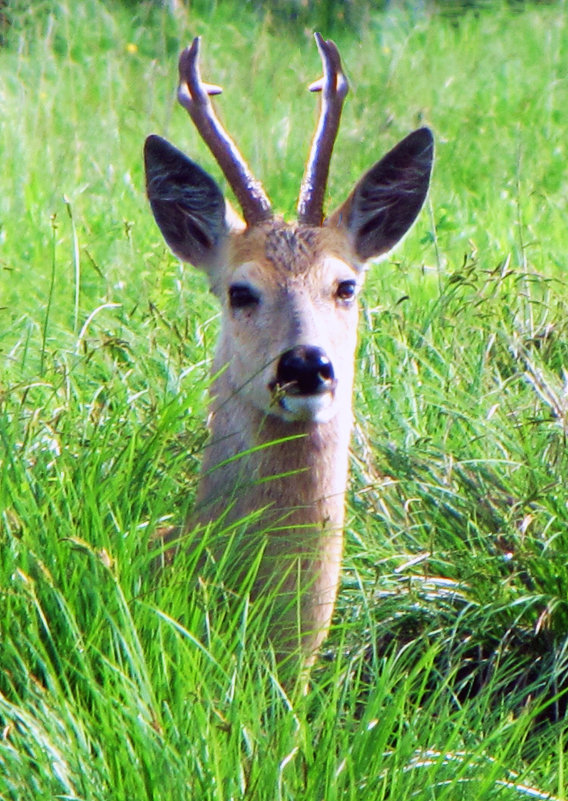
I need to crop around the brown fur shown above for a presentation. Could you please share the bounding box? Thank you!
[193,222,359,662]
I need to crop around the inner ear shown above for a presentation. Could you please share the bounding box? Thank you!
[327,127,434,262]
[144,134,228,268]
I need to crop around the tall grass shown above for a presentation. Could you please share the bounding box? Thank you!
[1,0,568,798]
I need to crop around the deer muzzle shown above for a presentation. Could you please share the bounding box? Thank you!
[275,346,335,395]
[269,346,338,422]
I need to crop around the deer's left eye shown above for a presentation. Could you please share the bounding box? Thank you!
[229,284,260,309]
[336,280,357,302]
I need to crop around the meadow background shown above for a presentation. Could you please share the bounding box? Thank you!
[1,0,568,798]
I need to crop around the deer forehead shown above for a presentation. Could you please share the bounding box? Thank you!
[224,223,360,290]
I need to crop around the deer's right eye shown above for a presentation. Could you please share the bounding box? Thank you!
[229,284,260,310]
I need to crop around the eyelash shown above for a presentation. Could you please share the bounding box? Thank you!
[229,284,260,309]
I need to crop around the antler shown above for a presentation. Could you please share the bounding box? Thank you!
[297,33,349,227]
[177,37,273,226]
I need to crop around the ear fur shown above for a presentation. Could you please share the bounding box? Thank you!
[144,134,228,268]
[326,127,434,262]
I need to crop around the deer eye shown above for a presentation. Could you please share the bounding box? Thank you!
[229,283,260,310]
[336,280,357,302]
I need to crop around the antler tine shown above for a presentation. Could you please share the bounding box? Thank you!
[177,37,273,226]
[297,33,349,227]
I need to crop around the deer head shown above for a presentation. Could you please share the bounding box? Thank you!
[144,35,433,432]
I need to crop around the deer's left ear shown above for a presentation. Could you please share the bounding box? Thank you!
[326,127,434,262]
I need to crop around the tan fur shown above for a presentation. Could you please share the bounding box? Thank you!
[191,222,361,662]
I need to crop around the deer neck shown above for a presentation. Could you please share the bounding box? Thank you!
[195,386,352,531]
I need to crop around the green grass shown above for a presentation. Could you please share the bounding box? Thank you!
[2,0,568,797]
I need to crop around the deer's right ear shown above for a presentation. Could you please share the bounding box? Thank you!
[144,134,228,268]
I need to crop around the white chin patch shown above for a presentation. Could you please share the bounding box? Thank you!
[277,392,335,423]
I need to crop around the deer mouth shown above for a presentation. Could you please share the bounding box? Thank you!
[268,376,338,423]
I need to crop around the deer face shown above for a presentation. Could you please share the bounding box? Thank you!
[213,224,362,423]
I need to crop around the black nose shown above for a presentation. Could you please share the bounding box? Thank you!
[276,346,335,395]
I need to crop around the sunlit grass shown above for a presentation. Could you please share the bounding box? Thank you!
[1,0,568,798]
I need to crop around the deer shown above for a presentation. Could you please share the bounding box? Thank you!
[144,34,433,672]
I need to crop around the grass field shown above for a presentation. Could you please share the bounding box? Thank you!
[2,0,568,798]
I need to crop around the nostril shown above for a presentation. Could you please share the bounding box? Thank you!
[276,346,335,395]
